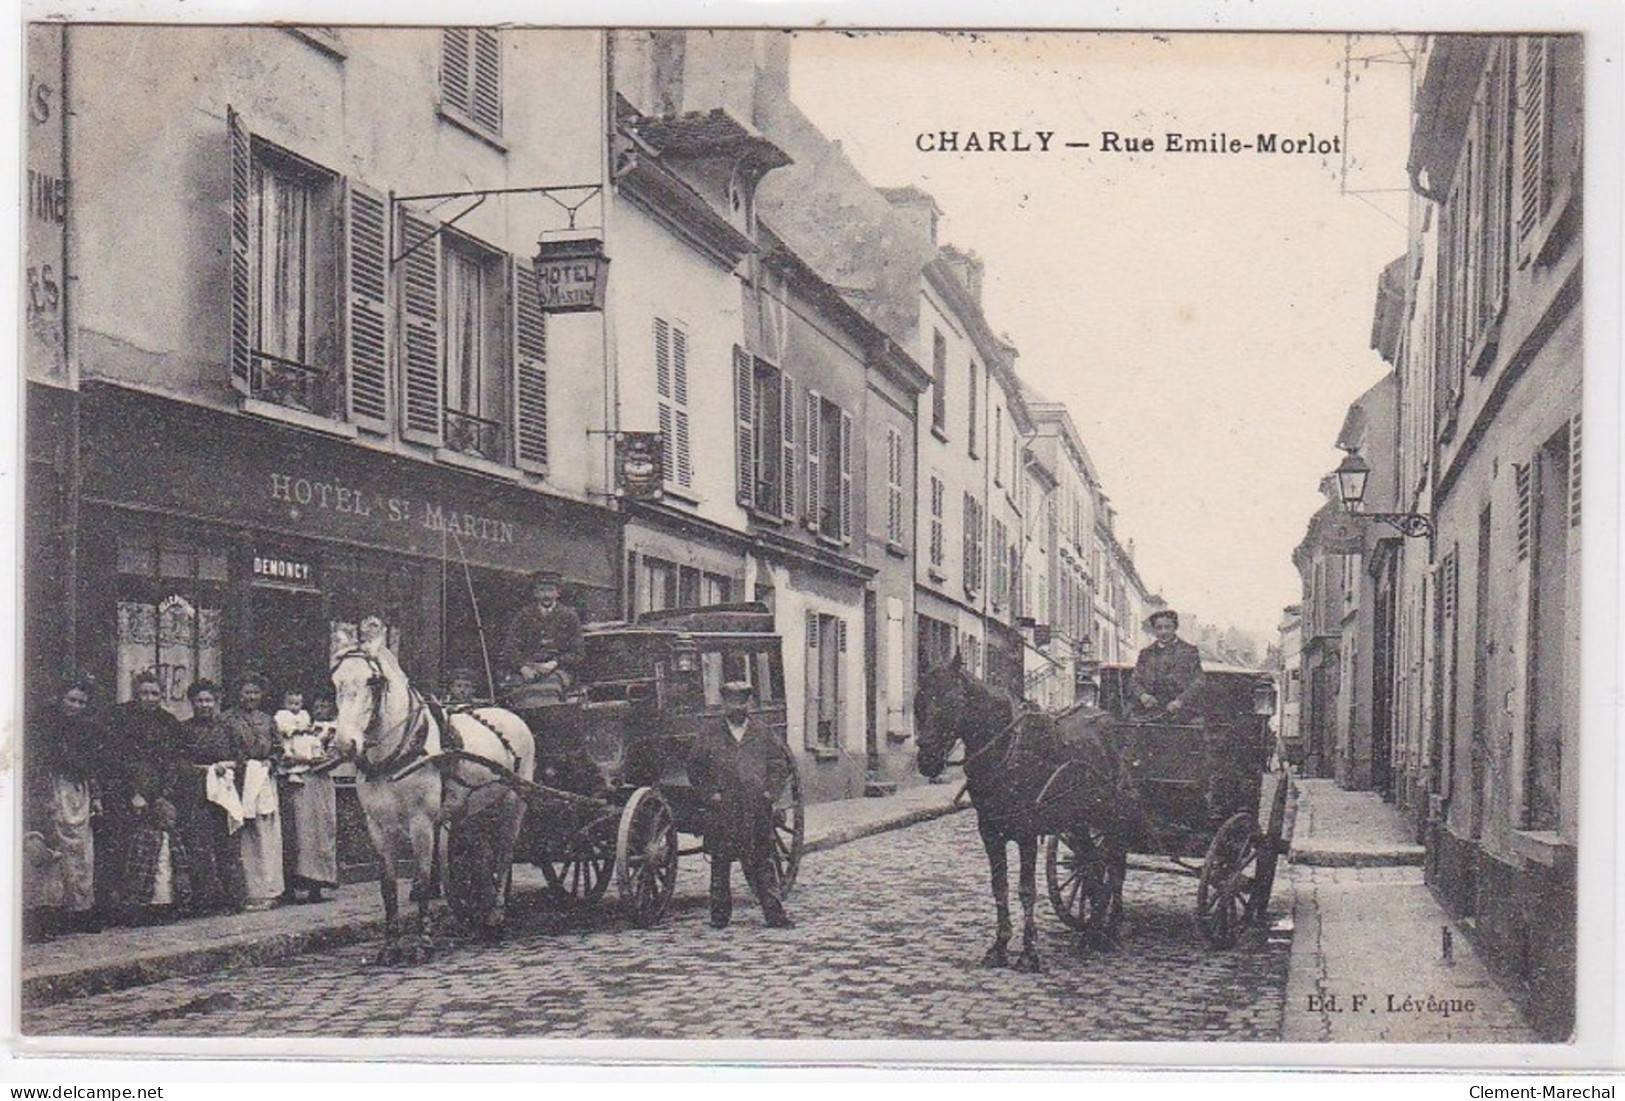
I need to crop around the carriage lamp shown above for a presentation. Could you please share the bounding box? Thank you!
[1332,448,1433,539]
[1252,679,1278,717]
[1075,676,1101,711]
[669,638,699,674]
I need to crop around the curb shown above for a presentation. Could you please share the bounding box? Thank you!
[22,799,968,1011]
[1288,843,1426,868]
[802,795,970,857]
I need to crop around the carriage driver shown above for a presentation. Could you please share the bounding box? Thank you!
[500,570,584,696]
[687,681,794,931]
[1129,609,1206,720]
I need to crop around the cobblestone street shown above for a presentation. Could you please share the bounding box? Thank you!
[25,810,1291,1041]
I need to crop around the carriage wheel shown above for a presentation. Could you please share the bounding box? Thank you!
[538,826,615,908]
[445,812,503,933]
[770,761,807,898]
[1249,771,1291,924]
[1046,827,1124,940]
[1196,811,1263,949]
[616,787,679,928]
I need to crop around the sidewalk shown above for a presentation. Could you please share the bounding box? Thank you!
[20,781,967,1010]
[1282,777,1539,1042]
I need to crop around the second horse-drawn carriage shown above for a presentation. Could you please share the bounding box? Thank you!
[914,654,1287,972]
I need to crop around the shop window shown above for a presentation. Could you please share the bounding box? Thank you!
[115,534,227,720]
[440,28,503,143]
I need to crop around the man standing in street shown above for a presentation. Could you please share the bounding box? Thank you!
[687,681,794,930]
[500,570,584,699]
[1129,609,1206,721]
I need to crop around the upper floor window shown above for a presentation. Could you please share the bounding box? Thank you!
[994,407,1003,487]
[885,427,906,548]
[441,234,510,461]
[441,28,503,143]
[734,348,794,519]
[967,360,979,458]
[962,492,985,597]
[805,392,853,544]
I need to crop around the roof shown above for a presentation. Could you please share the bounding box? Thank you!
[632,108,792,173]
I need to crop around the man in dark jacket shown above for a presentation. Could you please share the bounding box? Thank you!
[500,570,584,696]
[687,681,794,930]
[1129,609,1205,720]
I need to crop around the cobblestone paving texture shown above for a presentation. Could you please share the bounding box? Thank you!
[24,810,1292,1042]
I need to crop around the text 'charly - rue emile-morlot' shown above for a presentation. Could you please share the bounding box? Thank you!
[914,129,1342,155]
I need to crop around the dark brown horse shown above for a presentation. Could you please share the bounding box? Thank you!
[915,654,1128,971]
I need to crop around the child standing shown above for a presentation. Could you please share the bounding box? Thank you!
[276,689,337,903]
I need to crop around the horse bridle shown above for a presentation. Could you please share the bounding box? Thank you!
[330,648,432,782]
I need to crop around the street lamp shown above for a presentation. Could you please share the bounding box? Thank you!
[1332,448,1432,539]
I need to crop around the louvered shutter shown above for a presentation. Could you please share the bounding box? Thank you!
[735,346,755,507]
[839,408,853,544]
[672,325,691,488]
[513,259,549,471]
[804,610,820,750]
[442,29,471,115]
[656,319,674,484]
[228,107,252,395]
[344,180,389,430]
[1518,37,1549,255]
[1515,462,1532,561]
[1568,411,1581,529]
[471,29,502,135]
[780,374,796,521]
[399,211,443,443]
[805,390,822,532]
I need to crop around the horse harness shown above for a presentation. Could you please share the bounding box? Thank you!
[330,649,522,791]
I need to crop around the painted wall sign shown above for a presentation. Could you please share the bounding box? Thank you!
[251,551,321,590]
[26,24,68,385]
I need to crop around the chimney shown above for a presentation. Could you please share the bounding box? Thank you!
[880,186,940,247]
[939,244,984,305]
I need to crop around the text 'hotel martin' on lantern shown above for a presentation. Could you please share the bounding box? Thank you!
[532,234,610,313]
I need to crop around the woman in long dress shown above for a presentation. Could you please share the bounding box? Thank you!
[23,677,106,939]
[222,671,284,909]
[107,670,193,924]
[277,688,338,903]
[179,679,248,914]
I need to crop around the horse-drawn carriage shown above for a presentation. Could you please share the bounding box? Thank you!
[1043,663,1289,950]
[329,604,803,961]
[915,655,1287,972]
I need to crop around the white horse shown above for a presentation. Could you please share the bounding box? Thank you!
[329,618,535,964]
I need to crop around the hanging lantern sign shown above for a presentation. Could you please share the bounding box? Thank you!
[533,235,610,313]
[616,431,665,500]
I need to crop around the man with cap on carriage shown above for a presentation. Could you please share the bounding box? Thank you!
[500,569,584,702]
[687,680,794,930]
[1129,609,1206,721]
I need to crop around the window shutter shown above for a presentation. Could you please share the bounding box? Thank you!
[887,427,903,545]
[344,179,389,430]
[471,29,502,135]
[839,408,853,544]
[781,374,796,521]
[837,618,848,653]
[673,326,691,488]
[442,29,472,115]
[735,346,755,507]
[655,319,674,484]
[806,389,822,532]
[1515,461,1532,561]
[399,210,443,442]
[804,610,820,750]
[1518,37,1550,253]
[228,107,252,395]
[1568,411,1581,529]
[512,259,549,471]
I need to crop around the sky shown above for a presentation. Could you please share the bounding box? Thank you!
[789,31,1414,643]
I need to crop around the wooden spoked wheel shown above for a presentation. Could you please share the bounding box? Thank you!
[616,787,679,928]
[1196,810,1264,949]
[538,834,615,909]
[770,761,806,898]
[1046,826,1124,942]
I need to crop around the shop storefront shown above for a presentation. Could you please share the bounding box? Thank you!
[74,384,621,712]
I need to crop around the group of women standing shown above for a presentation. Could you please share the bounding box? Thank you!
[22,670,342,940]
